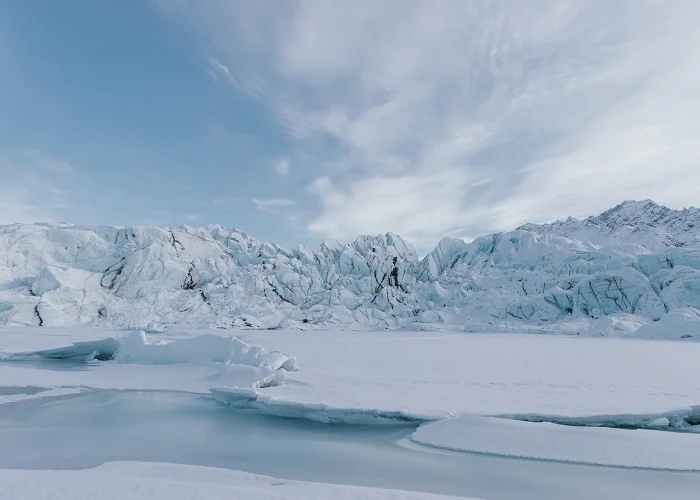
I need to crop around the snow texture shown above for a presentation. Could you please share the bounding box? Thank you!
[232,329,700,420]
[0,200,699,333]
[411,415,700,470]
[0,461,470,500]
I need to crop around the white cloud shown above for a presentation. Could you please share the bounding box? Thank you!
[470,179,494,189]
[163,0,700,249]
[0,150,78,224]
[274,158,290,176]
[308,170,477,248]
[251,197,296,212]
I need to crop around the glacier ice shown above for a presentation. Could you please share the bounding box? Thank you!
[3,331,297,388]
[0,200,699,333]
[5,331,297,369]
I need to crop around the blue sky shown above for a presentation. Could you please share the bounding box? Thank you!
[2,1,699,252]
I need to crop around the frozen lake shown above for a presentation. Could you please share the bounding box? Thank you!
[1,389,699,499]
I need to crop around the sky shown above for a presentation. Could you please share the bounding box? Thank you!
[1,0,699,252]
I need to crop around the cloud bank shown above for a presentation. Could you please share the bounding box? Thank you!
[162,0,700,249]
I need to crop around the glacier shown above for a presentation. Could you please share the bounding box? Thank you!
[0,199,699,335]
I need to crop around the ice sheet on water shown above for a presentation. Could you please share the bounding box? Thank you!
[4,331,296,367]
[0,387,84,405]
[411,414,700,470]
[211,386,442,424]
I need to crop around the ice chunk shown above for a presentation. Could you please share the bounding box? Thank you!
[412,415,700,470]
[211,387,438,424]
[583,313,651,337]
[4,331,297,375]
[6,337,120,361]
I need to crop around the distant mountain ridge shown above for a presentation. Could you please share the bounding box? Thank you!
[518,200,700,248]
[0,200,698,334]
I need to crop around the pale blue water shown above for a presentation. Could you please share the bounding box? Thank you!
[0,390,699,499]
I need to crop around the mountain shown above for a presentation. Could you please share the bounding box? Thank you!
[0,200,699,334]
[518,200,700,249]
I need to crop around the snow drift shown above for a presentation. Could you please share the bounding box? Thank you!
[0,200,699,333]
[2,331,298,389]
[210,386,440,424]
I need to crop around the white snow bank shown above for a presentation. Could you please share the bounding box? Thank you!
[633,307,700,339]
[114,331,298,370]
[4,331,298,370]
[0,461,470,500]
[412,415,700,470]
[583,313,651,337]
[211,387,444,424]
[0,332,298,392]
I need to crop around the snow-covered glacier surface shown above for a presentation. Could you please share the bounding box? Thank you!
[1,199,699,336]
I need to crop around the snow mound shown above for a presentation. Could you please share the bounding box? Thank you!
[210,386,442,424]
[412,415,700,470]
[114,332,298,370]
[583,313,651,337]
[633,307,700,339]
[2,332,298,388]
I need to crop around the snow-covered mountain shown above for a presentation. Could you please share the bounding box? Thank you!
[1,200,699,335]
[518,199,700,249]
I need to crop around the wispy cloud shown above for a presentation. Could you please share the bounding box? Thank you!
[163,0,700,249]
[274,157,290,176]
[251,197,296,212]
[0,150,79,224]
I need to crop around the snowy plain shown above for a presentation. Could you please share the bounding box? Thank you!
[2,326,700,499]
